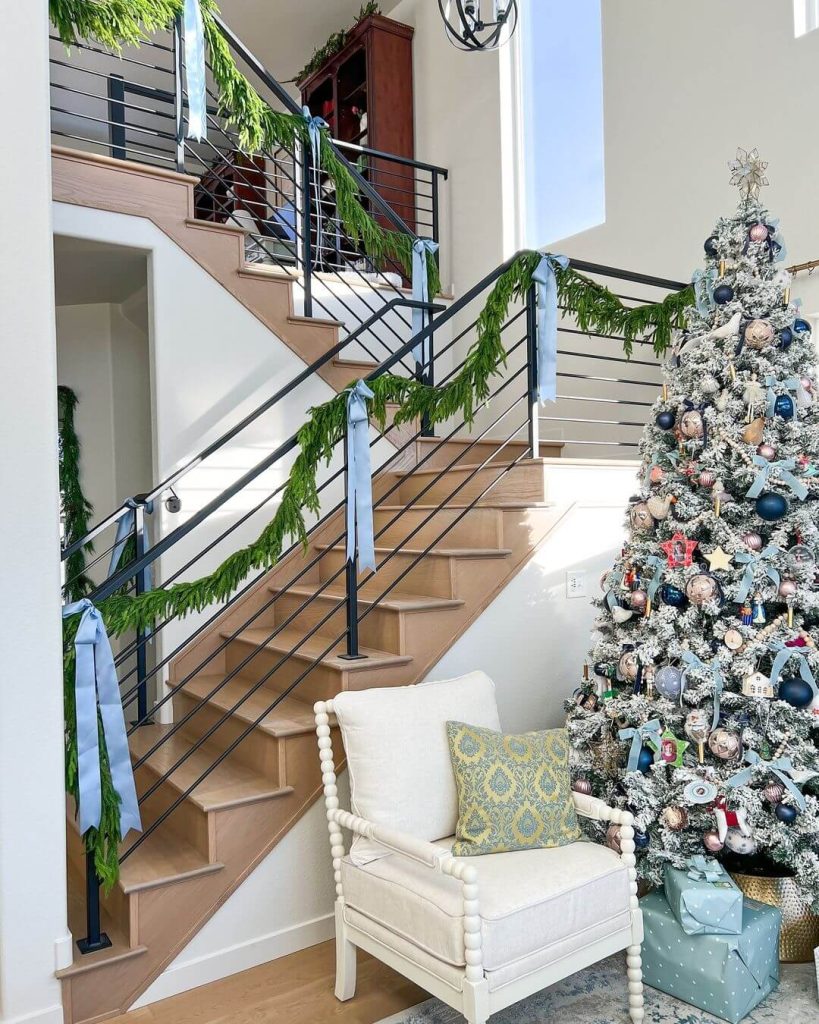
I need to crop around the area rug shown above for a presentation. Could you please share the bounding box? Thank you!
[375,954,817,1023]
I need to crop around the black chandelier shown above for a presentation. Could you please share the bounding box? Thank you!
[437,0,519,52]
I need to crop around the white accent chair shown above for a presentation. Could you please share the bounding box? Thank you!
[314,672,644,1024]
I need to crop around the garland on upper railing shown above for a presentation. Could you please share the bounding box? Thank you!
[63,250,692,886]
[48,0,438,296]
[58,385,94,601]
[295,2,381,85]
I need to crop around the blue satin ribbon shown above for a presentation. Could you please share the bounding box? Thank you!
[109,498,154,593]
[692,267,718,317]
[604,568,625,612]
[680,650,724,730]
[745,455,807,501]
[645,555,665,603]
[734,545,781,604]
[618,719,663,772]
[63,600,142,837]
[411,238,439,364]
[532,254,569,403]
[303,106,329,255]
[183,0,207,141]
[765,375,812,416]
[769,640,818,700]
[346,380,376,572]
[728,749,806,811]
[686,855,723,883]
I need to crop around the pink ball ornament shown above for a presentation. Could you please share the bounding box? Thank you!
[763,782,785,804]
[744,319,775,350]
[757,443,777,461]
[800,376,813,394]
[572,778,592,795]
[649,465,665,484]
[703,830,724,853]
[630,590,648,611]
[742,532,763,552]
[698,470,716,488]
[605,824,622,854]
[779,580,798,598]
[749,223,769,243]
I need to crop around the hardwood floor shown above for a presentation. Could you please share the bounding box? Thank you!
[105,940,427,1024]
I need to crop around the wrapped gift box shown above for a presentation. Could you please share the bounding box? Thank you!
[641,890,780,1024]
[664,859,743,936]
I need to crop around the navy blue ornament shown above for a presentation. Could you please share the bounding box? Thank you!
[655,410,676,430]
[637,746,655,774]
[634,830,650,849]
[775,803,799,824]
[777,676,814,708]
[593,661,616,679]
[779,327,793,350]
[774,394,795,420]
[793,318,811,335]
[713,284,734,305]
[755,492,788,521]
[704,236,719,256]
[659,583,688,608]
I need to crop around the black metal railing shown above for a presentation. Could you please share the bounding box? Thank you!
[60,253,686,952]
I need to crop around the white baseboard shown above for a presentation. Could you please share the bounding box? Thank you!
[132,913,335,1008]
[2,1004,65,1024]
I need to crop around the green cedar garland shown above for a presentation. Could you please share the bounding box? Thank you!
[63,250,692,886]
[58,385,95,601]
[295,2,382,84]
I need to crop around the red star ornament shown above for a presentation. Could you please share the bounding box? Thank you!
[660,532,698,568]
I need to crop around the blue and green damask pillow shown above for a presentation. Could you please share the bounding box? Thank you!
[446,722,580,856]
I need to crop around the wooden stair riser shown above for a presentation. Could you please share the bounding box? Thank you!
[319,547,458,599]
[65,827,137,949]
[173,689,285,782]
[271,587,404,654]
[372,505,504,549]
[133,764,215,862]
[414,438,535,467]
[397,461,548,505]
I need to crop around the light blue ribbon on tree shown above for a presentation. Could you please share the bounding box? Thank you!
[686,855,723,883]
[769,640,818,700]
[183,0,207,141]
[745,455,807,501]
[727,749,806,811]
[63,600,142,837]
[411,238,439,364]
[532,253,570,403]
[680,650,724,730]
[765,375,812,415]
[346,380,376,572]
[604,568,625,612]
[302,106,329,254]
[692,267,718,317]
[618,719,663,772]
[734,545,781,604]
[109,498,154,593]
[645,555,665,604]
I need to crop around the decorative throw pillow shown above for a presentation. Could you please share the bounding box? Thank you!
[446,722,580,856]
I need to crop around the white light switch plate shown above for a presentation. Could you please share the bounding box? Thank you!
[566,570,587,599]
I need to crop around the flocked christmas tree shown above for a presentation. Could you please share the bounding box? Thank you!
[567,150,819,907]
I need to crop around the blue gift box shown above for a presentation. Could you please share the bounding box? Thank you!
[641,890,780,1024]
[664,859,743,936]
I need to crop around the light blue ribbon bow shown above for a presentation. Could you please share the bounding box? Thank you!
[604,568,624,612]
[680,650,724,730]
[728,749,806,811]
[109,498,154,593]
[765,375,812,416]
[645,555,665,603]
[63,600,142,837]
[532,253,570,403]
[734,545,781,604]
[411,238,439,364]
[183,0,207,141]
[769,640,818,700]
[619,719,663,772]
[302,106,329,253]
[692,267,718,317]
[686,855,723,883]
[346,380,376,572]
[745,455,808,501]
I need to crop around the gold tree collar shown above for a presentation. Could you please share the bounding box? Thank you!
[728,147,769,200]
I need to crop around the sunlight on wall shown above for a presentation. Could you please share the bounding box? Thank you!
[794,0,819,36]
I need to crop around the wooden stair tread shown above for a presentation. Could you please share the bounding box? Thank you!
[129,726,293,812]
[317,543,512,559]
[182,675,318,737]
[268,582,465,613]
[227,627,412,671]
[118,828,223,894]
[376,502,554,510]
[395,461,528,477]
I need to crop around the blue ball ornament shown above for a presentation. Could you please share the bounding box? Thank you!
[755,492,788,521]
[637,746,655,774]
[775,803,799,824]
[655,410,676,430]
[634,830,651,849]
[779,327,793,350]
[793,318,811,335]
[713,284,734,305]
[774,394,795,420]
[777,676,814,708]
[654,665,684,700]
[659,584,687,609]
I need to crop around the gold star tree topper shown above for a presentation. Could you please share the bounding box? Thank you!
[728,148,769,200]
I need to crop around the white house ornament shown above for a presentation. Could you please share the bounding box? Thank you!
[742,671,773,698]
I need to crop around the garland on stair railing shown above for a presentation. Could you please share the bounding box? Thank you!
[58,385,95,601]
[48,0,438,297]
[63,249,692,887]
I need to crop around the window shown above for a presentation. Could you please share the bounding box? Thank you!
[794,0,819,36]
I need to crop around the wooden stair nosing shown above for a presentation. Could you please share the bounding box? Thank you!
[224,626,413,672]
[179,675,319,738]
[267,582,466,614]
[317,542,513,560]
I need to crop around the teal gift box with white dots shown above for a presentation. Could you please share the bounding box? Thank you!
[640,890,781,1024]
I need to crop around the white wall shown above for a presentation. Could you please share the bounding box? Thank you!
[0,3,72,1024]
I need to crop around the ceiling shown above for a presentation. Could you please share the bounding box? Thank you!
[53,237,148,307]
[217,1,403,89]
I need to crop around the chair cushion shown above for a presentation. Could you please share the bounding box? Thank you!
[332,673,501,865]
[340,838,631,972]
[447,723,580,856]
